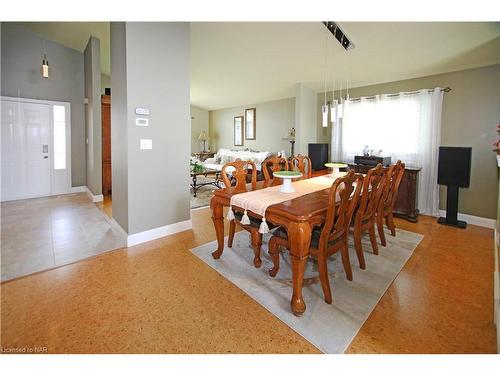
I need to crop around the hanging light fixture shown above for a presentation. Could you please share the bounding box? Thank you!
[337,80,344,120]
[41,40,49,79]
[330,80,337,124]
[321,31,329,128]
[41,54,49,78]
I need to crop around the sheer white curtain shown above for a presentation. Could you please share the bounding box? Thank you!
[331,88,443,215]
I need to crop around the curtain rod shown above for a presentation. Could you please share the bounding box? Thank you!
[332,87,451,103]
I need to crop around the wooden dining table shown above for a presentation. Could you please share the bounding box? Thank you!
[210,177,340,316]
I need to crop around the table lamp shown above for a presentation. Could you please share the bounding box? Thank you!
[198,131,209,152]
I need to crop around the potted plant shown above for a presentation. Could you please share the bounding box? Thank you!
[190,157,204,173]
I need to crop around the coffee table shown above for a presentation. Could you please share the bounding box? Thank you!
[190,168,221,197]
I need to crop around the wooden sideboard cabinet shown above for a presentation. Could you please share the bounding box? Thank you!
[349,164,421,222]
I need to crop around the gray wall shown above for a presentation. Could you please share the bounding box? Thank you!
[110,22,129,231]
[191,105,209,153]
[209,98,294,155]
[101,73,110,94]
[111,22,191,235]
[84,36,102,196]
[316,64,500,219]
[0,23,86,187]
[295,83,317,156]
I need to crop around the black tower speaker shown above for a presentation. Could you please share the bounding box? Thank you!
[308,143,329,170]
[437,146,472,229]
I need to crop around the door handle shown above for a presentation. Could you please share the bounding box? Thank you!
[43,156,48,159]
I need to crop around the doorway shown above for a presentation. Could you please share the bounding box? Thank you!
[1,97,71,202]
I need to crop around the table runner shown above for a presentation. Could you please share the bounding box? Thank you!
[226,172,346,233]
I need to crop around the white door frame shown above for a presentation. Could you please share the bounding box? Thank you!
[1,96,72,200]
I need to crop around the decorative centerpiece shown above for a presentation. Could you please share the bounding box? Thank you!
[273,171,302,193]
[325,162,348,175]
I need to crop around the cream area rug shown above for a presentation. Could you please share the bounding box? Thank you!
[190,227,423,353]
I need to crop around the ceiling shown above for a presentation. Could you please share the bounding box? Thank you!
[15,22,500,110]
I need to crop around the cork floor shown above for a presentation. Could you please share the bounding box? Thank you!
[0,209,496,353]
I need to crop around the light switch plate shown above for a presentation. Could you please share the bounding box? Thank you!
[136,118,149,126]
[140,139,152,150]
[135,107,150,116]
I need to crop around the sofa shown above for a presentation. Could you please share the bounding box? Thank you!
[203,148,271,172]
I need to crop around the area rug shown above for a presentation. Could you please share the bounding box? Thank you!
[190,227,423,353]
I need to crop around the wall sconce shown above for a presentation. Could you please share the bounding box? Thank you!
[41,54,49,78]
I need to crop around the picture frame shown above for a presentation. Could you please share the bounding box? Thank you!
[234,116,244,146]
[245,107,256,140]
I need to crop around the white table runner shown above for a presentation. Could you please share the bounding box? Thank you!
[227,172,346,233]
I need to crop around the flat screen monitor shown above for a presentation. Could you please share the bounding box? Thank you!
[437,146,472,187]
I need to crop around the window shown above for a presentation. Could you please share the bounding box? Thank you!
[53,105,66,170]
[338,94,420,163]
[331,88,444,215]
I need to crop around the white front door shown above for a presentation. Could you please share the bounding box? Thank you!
[1,100,52,201]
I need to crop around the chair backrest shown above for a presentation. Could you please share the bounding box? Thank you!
[380,160,405,211]
[357,163,386,221]
[221,158,257,191]
[320,170,363,248]
[262,156,289,183]
[290,154,312,179]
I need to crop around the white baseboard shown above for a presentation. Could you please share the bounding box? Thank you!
[127,219,192,247]
[110,218,192,247]
[438,210,495,229]
[86,187,103,203]
[70,186,87,193]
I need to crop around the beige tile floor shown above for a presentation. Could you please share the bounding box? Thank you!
[1,193,126,282]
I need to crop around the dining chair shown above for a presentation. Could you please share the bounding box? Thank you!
[351,163,386,270]
[376,160,405,247]
[290,154,313,179]
[222,159,273,268]
[267,170,363,304]
[262,156,289,186]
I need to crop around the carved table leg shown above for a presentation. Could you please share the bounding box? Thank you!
[250,231,262,268]
[287,221,312,316]
[211,196,225,259]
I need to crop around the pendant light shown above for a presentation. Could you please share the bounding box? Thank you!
[41,54,49,78]
[337,80,344,120]
[41,41,49,79]
[321,31,329,128]
[330,80,337,124]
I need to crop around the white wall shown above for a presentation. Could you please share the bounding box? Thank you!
[191,105,209,153]
[209,98,294,155]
